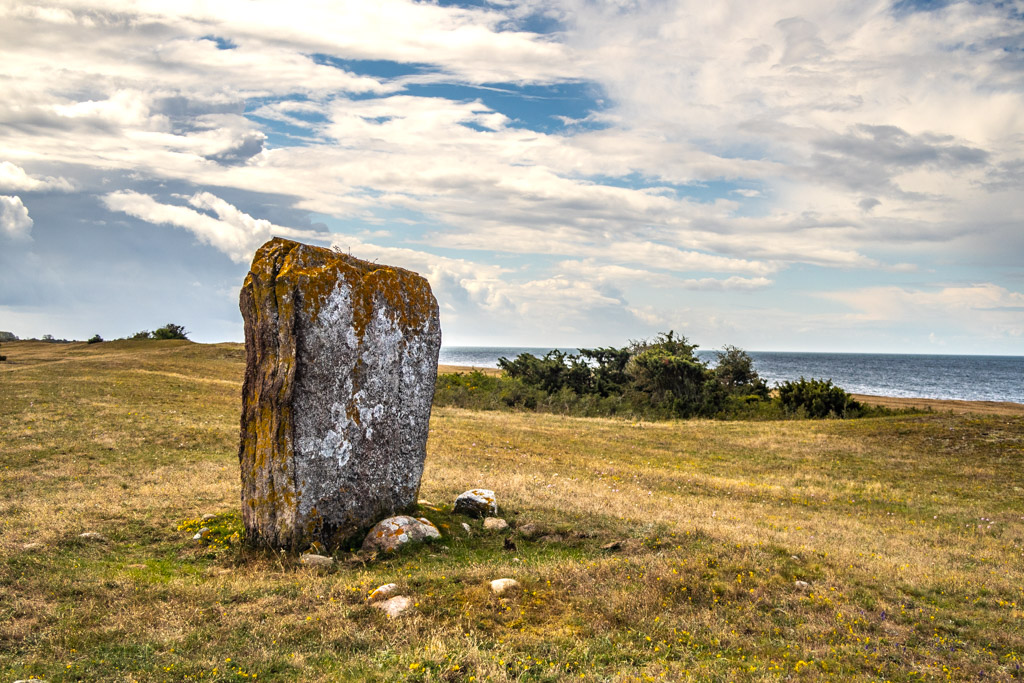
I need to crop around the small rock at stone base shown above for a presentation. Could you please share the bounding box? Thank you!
[483,517,509,531]
[794,580,810,590]
[490,578,519,595]
[374,595,413,617]
[299,554,334,571]
[79,532,108,542]
[517,523,540,539]
[461,522,472,535]
[362,515,440,553]
[201,513,217,522]
[368,583,400,602]
[193,527,210,540]
[21,542,43,551]
[454,489,497,518]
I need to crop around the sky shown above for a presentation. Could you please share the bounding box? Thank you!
[1,0,1022,354]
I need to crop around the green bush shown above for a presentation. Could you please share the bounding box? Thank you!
[435,334,869,421]
[152,323,188,340]
[776,377,862,418]
[714,345,769,398]
[87,334,103,344]
[130,330,153,340]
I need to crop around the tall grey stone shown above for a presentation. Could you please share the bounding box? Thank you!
[238,238,441,551]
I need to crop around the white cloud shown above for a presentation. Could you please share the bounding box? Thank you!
[821,283,1024,341]
[0,162,74,192]
[102,191,324,263]
[0,195,33,240]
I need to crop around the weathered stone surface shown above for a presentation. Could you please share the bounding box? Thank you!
[78,532,108,542]
[483,517,509,531]
[373,595,413,617]
[238,238,441,551]
[490,578,519,595]
[454,489,497,517]
[368,583,399,601]
[362,515,440,553]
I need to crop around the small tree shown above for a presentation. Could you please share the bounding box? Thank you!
[0,331,17,342]
[87,334,103,344]
[152,323,189,340]
[130,330,153,340]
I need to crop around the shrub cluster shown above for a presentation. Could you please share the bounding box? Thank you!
[126,323,189,341]
[434,331,868,421]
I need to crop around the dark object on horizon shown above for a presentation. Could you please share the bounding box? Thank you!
[87,334,103,344]
[152,323,189,340]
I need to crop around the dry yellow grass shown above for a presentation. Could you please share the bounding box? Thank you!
[1,341,1022,681]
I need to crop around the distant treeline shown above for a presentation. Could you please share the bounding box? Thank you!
[0,323,188,345]
[435,331,873,420]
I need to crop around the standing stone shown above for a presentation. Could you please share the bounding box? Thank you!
[238,238,441,551]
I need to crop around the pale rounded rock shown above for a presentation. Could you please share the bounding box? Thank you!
[362,515,440,553]
[483,517,509,531]
[79,532,108,542]
[490,578,519,595]
[461,522,472,535]
[299,553,334,571]
[454,489,497,518]
[21,542,43,551]
[201,513,217,522]
[374,595,413,617]
[368,583,400,602]
[794,580,810,590]
[193,527,210,540]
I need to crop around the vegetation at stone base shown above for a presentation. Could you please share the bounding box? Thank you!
[436,332,872,421]
[2,340,1022,681]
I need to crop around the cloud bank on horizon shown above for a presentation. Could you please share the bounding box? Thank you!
[1,0,1022,353]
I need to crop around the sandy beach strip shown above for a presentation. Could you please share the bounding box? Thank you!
[851,394,1024,416]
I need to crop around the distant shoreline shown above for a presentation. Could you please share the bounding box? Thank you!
[436,363,1024,416]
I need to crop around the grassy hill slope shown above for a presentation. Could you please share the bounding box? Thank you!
[1,341,1022,681]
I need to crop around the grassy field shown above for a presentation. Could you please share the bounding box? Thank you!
[1,340,1022,681]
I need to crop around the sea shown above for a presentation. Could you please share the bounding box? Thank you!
[437,347,1024,404]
